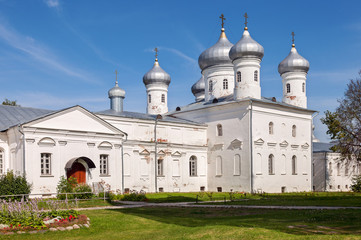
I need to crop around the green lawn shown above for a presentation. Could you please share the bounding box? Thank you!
[4,207,361,239]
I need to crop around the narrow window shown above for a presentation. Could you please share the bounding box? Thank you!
[217,124,223,136]
[292,155,297,175]
[302,82,305,93]
[328,162,332,175]
[286,83,291,93]
[157,159,164,176]
[337,162,340,176]
[269,122,274,135]
[254,70,258,82]
[223,79,228,90]
[268,154,274,175]
[41,153,51,175]
[100,154,109,175]
[161,94,165,103]
[237,71,241,82]
[209,80,213,92]
[216,156,222,176]
[148,94,151,103]
[189,156,197,176]
[234,154,241,176]
[292,125,296,137]
[0,150,4,174]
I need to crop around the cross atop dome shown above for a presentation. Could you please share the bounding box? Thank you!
[291,32,295,47]
[154,47,158,61]
[219,13,226,28]
[244,12,248,30]
[114,69,118,85]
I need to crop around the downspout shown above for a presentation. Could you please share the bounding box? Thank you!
[121,132,128,194]
[311,112,319,191]
[17,125,25,175]
[249,100,253,194]
[154,116,159,193]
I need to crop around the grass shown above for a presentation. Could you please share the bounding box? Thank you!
[4,207,361,239]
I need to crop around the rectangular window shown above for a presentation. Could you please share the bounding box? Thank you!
[100,154,109,175]
[216,157,222,176]
[41,153,51,175]
[172,159,180,176]
[157,159,164,176]
[0,150,3,174]
[234,155,241,176]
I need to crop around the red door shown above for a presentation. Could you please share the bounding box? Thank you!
[67,162,86,184]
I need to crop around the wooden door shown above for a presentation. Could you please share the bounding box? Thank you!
[67,162,86,184]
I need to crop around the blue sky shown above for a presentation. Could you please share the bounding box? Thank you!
[0,0,360,142]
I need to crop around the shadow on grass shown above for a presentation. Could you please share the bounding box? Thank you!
[111,206,361,236]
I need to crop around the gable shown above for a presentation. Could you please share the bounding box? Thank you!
[24,106,123,135]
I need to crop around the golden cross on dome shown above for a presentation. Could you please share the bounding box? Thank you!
[219,14,226,28]
[244,12,248,29]
[291,32,295,45]
[154,47,158,60]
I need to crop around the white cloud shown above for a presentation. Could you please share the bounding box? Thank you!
[0,23,99,84]
[158,47,197,64]
[44,0,60,8]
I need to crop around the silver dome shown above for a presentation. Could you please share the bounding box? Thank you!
[108,82,125,98]
[229,29,264,61]
[143,60,171,86]
[198,28,233,71]
[278,45,309,75]
[191,75,205,95]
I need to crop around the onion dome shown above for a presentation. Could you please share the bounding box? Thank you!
[198,28,233,71]
[229,29,264,61]
[278,44,309,75]
[191,75,205,95]
[108,81,125,98]
[143,59,171,86]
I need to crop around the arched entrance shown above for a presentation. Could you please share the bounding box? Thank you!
[65,157,96,184]
[67,162,86,184]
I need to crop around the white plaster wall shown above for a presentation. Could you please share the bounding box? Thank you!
[251,104,313,193]
[313,152,327,191]
[282,71,307,108]
[204,65,234,101]
[0,132,10,174]
[233,58,261,100]
[146,84,168,115]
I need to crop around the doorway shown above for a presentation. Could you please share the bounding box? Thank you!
[67,162,86,184]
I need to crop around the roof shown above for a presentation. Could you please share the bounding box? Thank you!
[0,105,54,132]
[313,142,335,153]
[168,95,317,114]
[96,109,206,126]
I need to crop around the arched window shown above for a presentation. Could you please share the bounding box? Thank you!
[0,150,3,174]
[269,122,274,135]
[223,79,228,90]
[237,71,241,82]
[337,163,341,176]
[148,94,151,103]
[254,70,258,82]
[329,162,332,175]
[217,124,223,136]
[189,156,197,176]
[161,94,165,103]
[292,125,296,137]
[234,154,241,175]
[286,83,291,93]
[209,80,213,92]
[268,154,274,175]
[302,82,305,93]
[292,155,297,175]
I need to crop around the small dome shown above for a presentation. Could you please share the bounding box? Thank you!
[143,60,171,86]
[198,28,233,71]
[108,82,125,98]
[229,29,264,61]
[191,75,205,95]
[278,46,309,75]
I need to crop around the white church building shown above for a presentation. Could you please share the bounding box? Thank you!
[0,16,322,195]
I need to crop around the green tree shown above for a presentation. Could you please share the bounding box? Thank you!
[321,71,361,161]
[2,98,19,106]
[0,171,32,200]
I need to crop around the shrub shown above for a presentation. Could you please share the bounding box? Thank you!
[351,175,361,192]
[121,191,147,201]
[0,171,32,200]
[74,184,93,199]
[56,176,77,200]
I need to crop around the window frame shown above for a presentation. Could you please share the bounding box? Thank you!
[161,94,165,103]
[223,79,228,90]
[0,150,4,175]
[237,71,241,82]
[268,154,275,175]
[100,154,109,176]
[148,94,151,103]
[209,80,213,92]
[254,70,258,82]
[302,82,305,93]
[216,124,223,136]
[286,83,291,93]
[269,122,274,135]
[292,125,296,137]
[292,155,297,175]
[157,159,164,176]
[189,156,197,176]
[40,153,52,176]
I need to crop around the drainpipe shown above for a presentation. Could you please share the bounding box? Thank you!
[311,112,319,191]
[154,115,162,193]
[17,125,25,175]
[121,132,128,194]
[249,100,253,194]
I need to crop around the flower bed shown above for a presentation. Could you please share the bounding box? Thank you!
[0,198,89,234]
